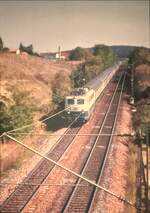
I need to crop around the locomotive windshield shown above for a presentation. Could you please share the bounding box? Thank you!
[67,99,74,105]
[77,99,84,104]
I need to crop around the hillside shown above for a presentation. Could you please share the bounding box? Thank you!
[0,53,75,113]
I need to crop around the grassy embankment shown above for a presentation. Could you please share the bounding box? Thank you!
[0,52,73,175]
[125,47,150,213]
[0,45,117,176]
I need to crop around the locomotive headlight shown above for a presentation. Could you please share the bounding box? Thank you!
[67,111,70,114]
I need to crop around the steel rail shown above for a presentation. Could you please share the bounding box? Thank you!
[62,72,126,212]
[2,74,135,212]
[0,113,83,213]
[7,133,134,136]
[1,73,136,212]
[88,72,127,212]
[4,129,134,210]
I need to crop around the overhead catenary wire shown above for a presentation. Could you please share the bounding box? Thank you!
[5,133,139,210]
[1,112,83,159]
[6,106,71,134]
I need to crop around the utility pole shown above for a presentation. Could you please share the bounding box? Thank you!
[130,63,135,105]
[131,64,134,97]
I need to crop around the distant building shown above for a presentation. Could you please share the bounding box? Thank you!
[16,49,20,55]
[41,46,71,61]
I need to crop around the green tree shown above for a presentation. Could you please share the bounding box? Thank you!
[19,42,34,55]
[129,47,150,65]
[52,72,71,108]
[0,37,3,51]
[70,63,86,88]
[70,45,118,89]
[93,44,117,68]
[69,47,92,61]
[0,90,35,135]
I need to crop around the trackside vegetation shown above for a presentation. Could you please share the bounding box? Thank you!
[70,44,118,88]
[129,47,150,132]
[125,47,150,213]
[0,89,35,136]
[52,71,71,110]
[0,38,118,136]
[52,45,118,106]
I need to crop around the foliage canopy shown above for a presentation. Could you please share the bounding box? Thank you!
[70,44,117,88]
[69,47,93,61]
[0,90,35,135]
[0,37,4,51]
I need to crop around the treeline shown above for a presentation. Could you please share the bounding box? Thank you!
[0,36,39,56]
[129,47,150,66]
[128,47,150,131]
[70,44,118,88]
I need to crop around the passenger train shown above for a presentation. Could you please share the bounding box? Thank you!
[65,62,121,122]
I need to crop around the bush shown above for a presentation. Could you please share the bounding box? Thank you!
[93,44,117,68]
[0,37,3,51]
[69,47,93,61]
[129,47,150,66]
[129,47,150,133]
[52,72,71,108]
[70,47,117,88]
[0,90,35,135]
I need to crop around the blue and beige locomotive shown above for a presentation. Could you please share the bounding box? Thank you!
[65,63,121,122]
[65,87,95,121]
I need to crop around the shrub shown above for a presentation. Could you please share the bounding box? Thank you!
[52,72,71,108]
[0,90,35,135]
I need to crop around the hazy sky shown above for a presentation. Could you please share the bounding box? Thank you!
[0,1,149,52]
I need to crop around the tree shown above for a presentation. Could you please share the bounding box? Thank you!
[19,42,34,55]
[93,44,117,68]
[129,47,150,65]
[70,64,85,88]
[70,45,118,89]
[0,37,3,51]
[69,47,92,61]
[52,72,71,108]
[0,90,35,135]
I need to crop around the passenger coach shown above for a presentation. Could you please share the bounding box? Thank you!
[65,62,121,122]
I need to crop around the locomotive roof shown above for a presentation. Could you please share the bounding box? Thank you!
[66,87,94,98]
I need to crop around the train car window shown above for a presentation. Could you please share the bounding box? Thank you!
[67,99,74,105]
[77,99,84,104]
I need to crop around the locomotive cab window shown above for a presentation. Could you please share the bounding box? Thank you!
[77,99,84,104]
[67,99,74,105]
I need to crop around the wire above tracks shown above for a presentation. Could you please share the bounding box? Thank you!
[6,106,71,134]
[4,133,138,210]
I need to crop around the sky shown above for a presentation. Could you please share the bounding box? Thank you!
[0,1,149,52]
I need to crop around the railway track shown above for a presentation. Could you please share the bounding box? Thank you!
[0,118,82,212]
[62,72,126,212]
[1,71,124,213]
[136,128,150,213]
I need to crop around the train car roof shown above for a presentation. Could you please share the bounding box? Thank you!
[85,63,119,90]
